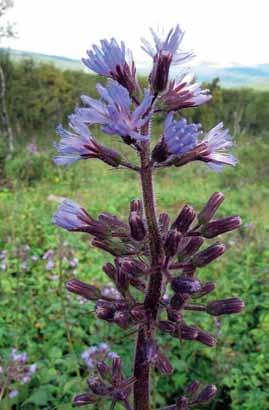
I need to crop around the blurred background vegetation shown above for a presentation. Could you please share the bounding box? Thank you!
[0,50,269,409]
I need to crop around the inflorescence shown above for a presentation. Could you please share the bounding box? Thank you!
[52,24,244,409]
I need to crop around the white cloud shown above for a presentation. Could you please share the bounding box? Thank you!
[4,0,269,65]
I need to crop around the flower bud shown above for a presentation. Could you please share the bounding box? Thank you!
[195,328,217,347]
[158,320,176,335]
[206,298,245,316]
[194,384,217,404]
[155,350,174,375]
[95,300,115,321]
[170,293,189,310]
[164,230,182,257]
[192,243,226,267]
[178,236,204,259]
[172,205,196,233]
[102,262,117,281]
[66,279,101,301]
[96,361,111,381]
[112,357,122,385]
[180,323,199,340]
[167,308,182,323]
[150,52,172,93]
[130,199,143,216]
[185,380,200,396]
[171,276,201,294]
[201,216,242,238]
[72,392,97,406]
[193,282,216,298]
[130,304,147,322]
[129,211,146,241]
[159,212,170,236]
[117,265,129,292]
[176,396,189,410]
[113,310,131,329]
[198,192,225,224]
[87,376,111,396]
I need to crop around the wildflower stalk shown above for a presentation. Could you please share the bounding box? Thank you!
[134,136,165,410]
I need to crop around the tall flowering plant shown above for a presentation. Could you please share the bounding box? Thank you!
[53,25,244,410]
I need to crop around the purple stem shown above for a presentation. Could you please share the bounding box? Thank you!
[133,136,165,410]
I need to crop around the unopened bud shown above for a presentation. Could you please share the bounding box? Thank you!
[193,282,216,298]
[192,243,226,267]
[87,377,111,396]
[172,205,196,233]
[73,392,97,406]
[159,212,170,236]
[195,328,217,347]
[176,396,189,410]
[112,357,122,385]
[198,192,225,224]
[113,310,131,329]
[66,279,101,301]
[129,212,146,241]
[171,276,201,294]
[164,230,182,257]
[95,300,115,321]
[159,320,176,335]
[130,199,143,216]
[130,304,147,322]
[178,236,204,259]
[185,380,200,396]
[103,262,117,281]
[170,293,189,310]
[155,350,174,375]
[117,266,129,292]
[206,298,245,316]
[96,361,111,381]
[180,323,199,340]
[195,384,217,404]
[201,216,242,238]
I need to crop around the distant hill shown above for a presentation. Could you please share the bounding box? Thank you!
[2,48,269,89]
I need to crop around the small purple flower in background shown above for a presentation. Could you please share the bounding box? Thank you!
[0,349,37,400]
[8,390,18,399]
[83,38,138,94]
[161,73,212,109]
[0,250,8,271]
[81,343,118,370]
[72,80,154,142]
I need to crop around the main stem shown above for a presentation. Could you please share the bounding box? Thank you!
[133,140,165,410]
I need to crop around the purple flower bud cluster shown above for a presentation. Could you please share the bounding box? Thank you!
[161,381,217,409]
[51,24,244,409]
[73,353,135,409]
[0,349,37,400]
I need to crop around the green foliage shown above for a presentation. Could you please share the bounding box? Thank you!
[1,52,269,142]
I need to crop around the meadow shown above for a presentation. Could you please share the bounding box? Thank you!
[0,128,269,409]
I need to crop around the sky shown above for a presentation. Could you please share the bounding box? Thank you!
[3,0,269,66]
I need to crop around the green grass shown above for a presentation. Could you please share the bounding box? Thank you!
[0,132,269,409]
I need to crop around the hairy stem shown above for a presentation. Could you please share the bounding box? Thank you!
[133,140,165,410]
